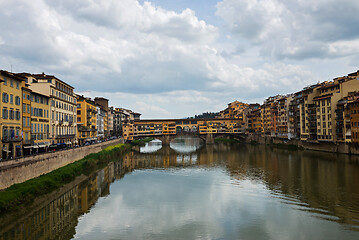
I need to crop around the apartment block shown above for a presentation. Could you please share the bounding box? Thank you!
[94,97,109,138]
[0,71,25,159]
[76,95,97,145]
[24,73,77,145]
[30,91,51,152]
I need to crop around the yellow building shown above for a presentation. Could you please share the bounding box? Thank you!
[247,107,262,133]
[21,81,32,153]
[30,91,51,152]
[24,73,77,145]
[123,121,134,141]
[0,70,25,159]
[76,95,97,145]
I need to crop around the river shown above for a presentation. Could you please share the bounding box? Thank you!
[1,137,359,239]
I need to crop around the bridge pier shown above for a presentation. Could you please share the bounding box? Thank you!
[160,135,172,146]
[206,133,214,145]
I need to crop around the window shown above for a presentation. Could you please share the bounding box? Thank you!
[10,79,13,87]
[16,110,20,120]
[9,109,14,120]
[23,93,26,99]
[27,117,30,127]
[23,104,26,112]
[10,94,13,104]
[16,81,19,89]
[27,104,30,113]
[15,96,20,105]
[2,93,8,103]
[3,77,7,85]
[3,127,8,138]
[2,108,8,119]
[23,117,26,126]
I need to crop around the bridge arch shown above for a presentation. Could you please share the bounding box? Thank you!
[176,126,183,133]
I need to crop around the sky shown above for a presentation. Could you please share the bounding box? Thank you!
[0,0,358,119]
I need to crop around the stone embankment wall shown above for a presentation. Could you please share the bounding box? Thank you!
[0,139,123,190]
[246,133,359,155]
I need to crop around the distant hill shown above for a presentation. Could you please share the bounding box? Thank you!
[187,112,219,119]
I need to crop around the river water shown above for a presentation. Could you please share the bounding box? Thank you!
[1,137,359,240]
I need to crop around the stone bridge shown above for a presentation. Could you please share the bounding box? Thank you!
[133,132,246,145]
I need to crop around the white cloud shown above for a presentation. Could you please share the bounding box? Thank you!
[0,0,356,118]
[216,0,359,60]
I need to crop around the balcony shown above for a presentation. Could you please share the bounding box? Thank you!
[2,136,22,142]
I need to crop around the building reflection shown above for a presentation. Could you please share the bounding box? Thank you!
[1,142,359,239]
[0,162,120,240]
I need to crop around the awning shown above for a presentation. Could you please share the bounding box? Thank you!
[33,146,39,149]
[38,144,48,148]
[2,149,11,153]
[23,146,33,149]
[65,142,72,145]
[346,129,351,136]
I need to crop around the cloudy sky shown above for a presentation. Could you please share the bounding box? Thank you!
[1,0,358,118]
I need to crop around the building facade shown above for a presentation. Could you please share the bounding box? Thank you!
[28,73,77,145]
[30,91,51,152]
[0,71,25,159]
[76,95,97,145]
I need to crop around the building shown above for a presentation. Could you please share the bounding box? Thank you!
[24,73,77,145]
[96,105,106,140]
[276,95,293,139]
[247,107,262,133]
[112,108,122,136]
[108,107,114,136]
[29,91,51,153]
[348,95,359,144]
[76,95,97,145]
[94,97,109,137]
[21,81,32,154]
[0,71,25,159]
[261,95,281,136]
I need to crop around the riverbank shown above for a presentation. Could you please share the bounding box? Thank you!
[0,139,124,190]
[0,137,156,214]
[0,143,132,214]
[245,133,359,155]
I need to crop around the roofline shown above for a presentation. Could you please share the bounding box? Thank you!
[32,73,75,89]
[0,70,26,82]
[135,118,241,122]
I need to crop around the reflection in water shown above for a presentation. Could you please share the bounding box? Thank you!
[169,136,203,153]
[139,139,162,153]
[1,139,359,239]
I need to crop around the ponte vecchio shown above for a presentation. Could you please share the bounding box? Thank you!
[122,118,246,145]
